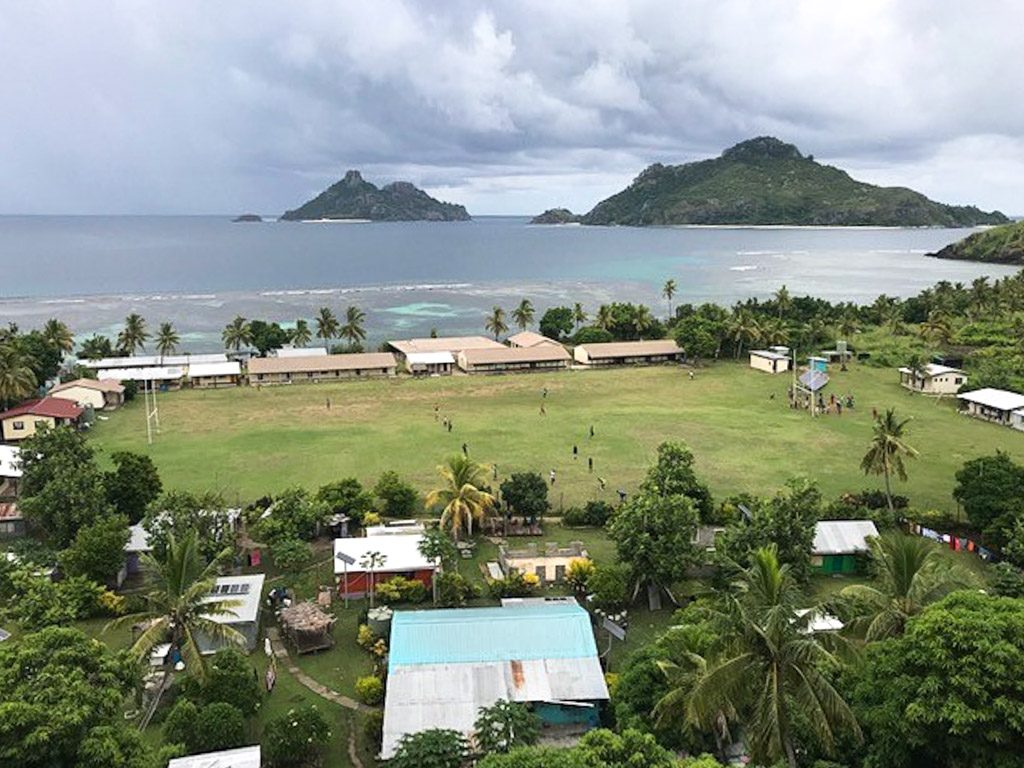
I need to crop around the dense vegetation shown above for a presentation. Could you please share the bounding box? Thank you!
[579,136,1008,226]
[529,207,581,224]
[281,170,470,222]
[930,219,1024,265]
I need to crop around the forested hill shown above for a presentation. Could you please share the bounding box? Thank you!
[281,170,471,222]
[579,137,1009,227]
[929,220,1024,265]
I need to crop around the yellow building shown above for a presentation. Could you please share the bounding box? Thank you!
[49,378,125,410]
[0,397,85,442]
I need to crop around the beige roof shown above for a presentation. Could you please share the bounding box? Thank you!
[461,346,570,365]
[576,340,683,358]
[51,378,125,394]
[389,336,504,356]
[507,331,559,348]
[247,352,397,375]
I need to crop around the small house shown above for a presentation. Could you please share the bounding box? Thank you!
[199,574,266,653]
[498,541,588,584]
[333,534,438,598]
[1013,410,1024,433]
[749,349,791,374]
[168,746,261,768]
[121,524,153,584]
[382,601,608,759]
[898,363,967,395]
[188,361,242,389]
[405,351,455,376]
[457,345,571,374]
[49,378,125,410]
[957,388,1024,426]
[98,366,186,390]
[0,397,84,442]
[572,340,684,366]
[812,520,879,574]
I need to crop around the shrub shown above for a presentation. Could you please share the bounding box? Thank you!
[357,624,377,650]
[263,705,332,767]
[363,710,384,750]
[589,564,630,611]
[270,538,313,573]
[563,500,614,527]
[165,699,247,754]
[373,576,428,604]
[436,571,477,607]
[178,647,263,716]
[363,511,383,527]
[356,675,384,706]
[488,571,538,599]
[566,558,595,591]
[374,471,420,518]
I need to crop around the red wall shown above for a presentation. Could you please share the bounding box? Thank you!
[336,568,434,597]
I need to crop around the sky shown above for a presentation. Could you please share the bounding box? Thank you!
[1,0,1022,216]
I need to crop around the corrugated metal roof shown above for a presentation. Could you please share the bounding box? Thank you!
[247,352,396,375]
[188,361,241,378]
[389,603,599,667]
[576,340,682,359]
[958,387,1024,412]
[168,746,260,768]
[82,353,228,369]
[813,520,879,555]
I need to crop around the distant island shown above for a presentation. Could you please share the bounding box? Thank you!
[929,220,1024,265]
[281,170,470,222]
[232,214,263,223]
[530,208,582,225]
[547,137,1007,228]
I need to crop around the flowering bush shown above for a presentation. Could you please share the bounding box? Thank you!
[356,675,384,705]
[263,705,332,767]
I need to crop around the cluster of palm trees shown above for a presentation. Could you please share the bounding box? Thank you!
[220,306,367,353]
[0,319,76,406]
[653,534,973,767]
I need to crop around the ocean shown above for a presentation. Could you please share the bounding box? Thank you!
[0,215,1017,351]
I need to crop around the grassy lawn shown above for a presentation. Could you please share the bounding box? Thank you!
[88,363,1023,512]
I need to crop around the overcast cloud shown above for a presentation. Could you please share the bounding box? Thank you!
[1,0,1022,215]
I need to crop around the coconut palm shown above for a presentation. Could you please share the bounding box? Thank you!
[687,547,861,767]
[79,334,113,361]
[632,305,654,340]
[291,319,312,347]
[155,322,180,362]
[861,408,919,511]
[572,302,588,330]
[512,299,535,331]
[837,311,860,340]
[117,313,148,355]
[663,279,678,320]
[727,311,762,358]
[107,531,243,681]
[221,316,253,352]
[315,307,340,346]
[485,306,508,341]
[840,533,974,642]
[774,285,792,319]
[340,305,367,347]
[761,317,790,347]
[595,304,614,331]
[426,455,495,540]
[0,345,36,408]
[919,310,953,346]
[42,318,74,356]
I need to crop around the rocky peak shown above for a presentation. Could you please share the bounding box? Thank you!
[722,136,804,163]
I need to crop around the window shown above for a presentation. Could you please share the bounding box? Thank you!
[11,421,24,430]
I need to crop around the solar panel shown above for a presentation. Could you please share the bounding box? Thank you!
[799,370,829,392]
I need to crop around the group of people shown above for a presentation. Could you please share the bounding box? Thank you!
[786,386,856,416]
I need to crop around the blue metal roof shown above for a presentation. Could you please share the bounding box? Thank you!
[389,603,599,668]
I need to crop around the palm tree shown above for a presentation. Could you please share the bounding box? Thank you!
[107,532,243,681]
[774,285,792,319]
[221,316,253,352]
[837,311,860,340]
[512,299,535,331]
[861,408,919,511]
[919,310,953,346]
[79,334,113,361]
[117,313,148,355]
[840,533,974,641]
[727,311,762,358]
[663,279,678,320]
[0,345,36,408]
[595,304,614,331]
[632,305,654,340]
[291,319,312,347]
[762,318,790,347]
[155,322,180,363]
[42,318,74,356]
[687,547,861,767]
[425,455,495,540]
[485,306,508,341]
[572,302,588,330]
[315,307,340,346]
[340,306,367,347]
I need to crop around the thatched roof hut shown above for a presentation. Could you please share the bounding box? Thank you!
[279,601,336,654]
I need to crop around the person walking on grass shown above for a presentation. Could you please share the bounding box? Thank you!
[549,469,556,485]
[448,420,453,433]
[573,445,578,460]
[598,477,606,490]
[540,403,546,416]
[588,457,593,473]
[462,442,468,457]
[326,397,331,410]
[589,424,594,439]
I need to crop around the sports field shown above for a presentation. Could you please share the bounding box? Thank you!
[88,363,1024,511]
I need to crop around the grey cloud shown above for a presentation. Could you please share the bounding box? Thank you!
[0,0,1021,215]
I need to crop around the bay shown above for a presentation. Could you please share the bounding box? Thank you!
[0,215,1017,351]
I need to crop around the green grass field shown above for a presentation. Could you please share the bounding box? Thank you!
[89,362,1024,511]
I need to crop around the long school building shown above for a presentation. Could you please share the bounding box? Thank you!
[246,352,397,385]
[573,339,684,366]
[457,344,571,374]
